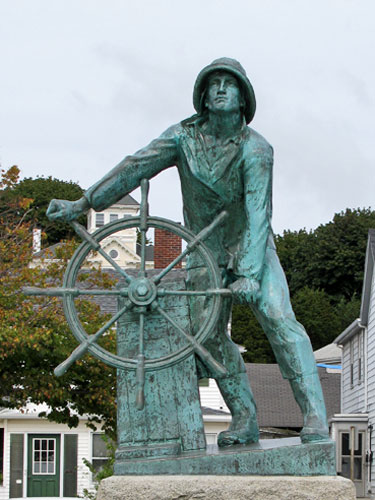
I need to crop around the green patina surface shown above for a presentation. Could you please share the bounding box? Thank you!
[114,438,336,476]
[23,57,337,475]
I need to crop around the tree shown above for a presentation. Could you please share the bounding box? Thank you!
[275,208,375,300]
[291,287,341,350]
[0,166,117,438]
[231,305,275,364]
[0,172,85,245]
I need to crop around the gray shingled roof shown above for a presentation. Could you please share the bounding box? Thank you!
[116,194,139,206]
[246,363,340,429]
[136,243,154,261]
[33,242,64,258]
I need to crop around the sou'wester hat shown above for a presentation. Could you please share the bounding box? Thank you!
[193,57,256,124]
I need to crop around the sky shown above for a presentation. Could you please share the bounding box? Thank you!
[0,0,374,235]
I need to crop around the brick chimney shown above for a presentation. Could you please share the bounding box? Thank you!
[154,228,182,269]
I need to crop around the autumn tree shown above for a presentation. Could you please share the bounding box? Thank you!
[0,166,117,438]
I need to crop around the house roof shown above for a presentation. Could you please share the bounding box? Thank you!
[359,228,375,326]
[246,363,340,429]
[334,228,375,345]
[33,242,64,258]
[115,194,139,206]
[314,343,342,364]
[136,242,154,261]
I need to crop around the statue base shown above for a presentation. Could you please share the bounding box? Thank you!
[97,475,355,500]
[114,437,336,476]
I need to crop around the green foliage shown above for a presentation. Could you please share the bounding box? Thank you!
[0,166,117,438]
[291,287,341,350]
[0,169,85,245]
[275,208,375,300]
[82,436,115,500]
[231,305,275,363]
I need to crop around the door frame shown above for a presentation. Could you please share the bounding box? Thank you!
[26,433,61,497]
[331,414,369,497]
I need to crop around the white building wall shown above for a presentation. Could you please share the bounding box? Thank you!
[0,417,94,499]
[341,332,365,414]
[366,269,375,491]
[199,379,228,413]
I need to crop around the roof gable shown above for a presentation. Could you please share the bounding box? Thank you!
[360,229,375,326]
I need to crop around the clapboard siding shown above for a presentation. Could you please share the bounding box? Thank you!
[367,269,375,416]
[366,269,375,487]
[341,333,365,413]
[199,379,228,412]
[0,417,95,500]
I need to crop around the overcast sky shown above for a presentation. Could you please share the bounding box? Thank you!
[0,0,374,234]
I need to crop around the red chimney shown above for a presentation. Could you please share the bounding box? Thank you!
[154,228,182,269]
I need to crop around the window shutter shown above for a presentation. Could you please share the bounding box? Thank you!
[63,434,78,497]
[9,434,24,498]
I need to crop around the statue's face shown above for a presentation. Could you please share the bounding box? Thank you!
[205,71,243,114]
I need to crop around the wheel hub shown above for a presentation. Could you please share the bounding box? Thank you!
[128,277,157,306]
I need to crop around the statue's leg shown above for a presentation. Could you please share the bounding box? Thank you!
[251,246,329,443]
[187,267,259,447]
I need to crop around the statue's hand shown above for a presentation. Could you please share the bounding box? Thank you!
[229,277,260,305]
[46,197,88,222]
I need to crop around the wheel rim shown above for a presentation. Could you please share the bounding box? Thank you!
[63,216,224,371]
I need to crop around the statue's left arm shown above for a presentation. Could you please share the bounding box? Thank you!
[231,141,273,302]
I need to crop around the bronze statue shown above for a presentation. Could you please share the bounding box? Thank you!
[47,58,329,446]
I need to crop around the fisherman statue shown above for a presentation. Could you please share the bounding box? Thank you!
[47,57,329,447]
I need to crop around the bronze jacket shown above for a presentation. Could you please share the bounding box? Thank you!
[84,116,274,282]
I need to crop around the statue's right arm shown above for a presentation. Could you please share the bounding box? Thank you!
[47,126,179,222]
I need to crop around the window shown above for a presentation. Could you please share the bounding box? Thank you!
[350,339,354,386]
[32,438,56,474]
[340,431,364,481]
[109,214,118,223]
[109,249,118,259]
[95,213,104,227]
[358,333,363,383]
[92,433,111,472]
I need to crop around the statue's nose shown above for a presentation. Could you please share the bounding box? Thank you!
[218,81,226,92]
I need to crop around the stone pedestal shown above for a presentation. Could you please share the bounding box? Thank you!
[97,475,356,500]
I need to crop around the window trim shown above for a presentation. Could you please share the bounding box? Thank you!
[32,437,56,475]
[350,339,354,387]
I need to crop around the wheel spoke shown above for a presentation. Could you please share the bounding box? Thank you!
[153,302,227,377]
[54,300,134,376]
[153,211,228,285]
[135,308,146,410]
[157,288,231,298]
[70,221,133,284]
[22,286,125,297]
[139,179,149,277]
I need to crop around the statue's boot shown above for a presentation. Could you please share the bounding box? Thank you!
[217,373,259,447]
[289,372,330,443]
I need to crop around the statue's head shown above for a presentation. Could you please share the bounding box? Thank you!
[193,58,256,124]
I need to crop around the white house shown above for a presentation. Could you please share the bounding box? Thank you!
[86,194,147,270]
[331,229,375,498]
[0,404,98,499]
[0,393,230,499]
